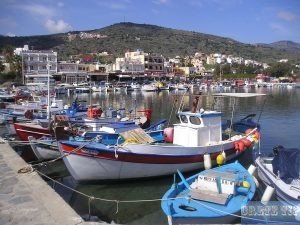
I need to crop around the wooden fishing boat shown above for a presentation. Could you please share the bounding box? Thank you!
[161,162,256,224]
[28,136,60,161]
[27,119,167,161]
[57,95,259,181]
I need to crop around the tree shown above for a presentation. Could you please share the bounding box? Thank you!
[2,45,22,81]
[12,55,22,81]
[0,61,5,73]
[3,46,14,64]
[214,64,231,77]
[266,62,292,77]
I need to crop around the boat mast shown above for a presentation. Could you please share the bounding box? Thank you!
[46,62,51,123]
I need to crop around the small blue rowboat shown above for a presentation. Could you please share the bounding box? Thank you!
[161,162,256,224]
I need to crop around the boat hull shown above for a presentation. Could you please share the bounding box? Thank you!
[169,212,239,225]
[58,140,246,181]
[28,136,60,161]
[161,162,256,225]
[255,157,300,205]
[14,122,51,141]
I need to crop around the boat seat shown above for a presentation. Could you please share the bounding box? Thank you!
[189,188,231,205]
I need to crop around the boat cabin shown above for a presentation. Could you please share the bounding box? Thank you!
[173,109,222,147]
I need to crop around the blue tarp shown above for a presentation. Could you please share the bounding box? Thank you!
[272,146,300,180]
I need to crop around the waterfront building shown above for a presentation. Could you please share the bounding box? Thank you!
[144,52,164,76]
[206,54,216,65]
[113,49,164,78]
[56,62,86,84]
[191,52,206,74]
[20,49,57,85]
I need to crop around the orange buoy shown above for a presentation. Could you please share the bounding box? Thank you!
[241,138,252,148]
[253,131,260,139]
[234,141,239,150]
[164,127,174,143]
[238,141,245,152]
[245,128,253,135]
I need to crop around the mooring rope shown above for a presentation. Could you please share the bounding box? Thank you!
[17,138,96,173]
[18,166,287,223]
[31,170,287,223]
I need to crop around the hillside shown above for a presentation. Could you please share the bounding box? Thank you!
[1,22,300,63]
[269,41,300,54]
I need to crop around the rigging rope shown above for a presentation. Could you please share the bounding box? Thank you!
[167,97,177,127]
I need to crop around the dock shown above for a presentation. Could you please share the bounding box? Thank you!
[0,140,103,225]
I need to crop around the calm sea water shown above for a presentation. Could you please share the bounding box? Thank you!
[4,87,300,224]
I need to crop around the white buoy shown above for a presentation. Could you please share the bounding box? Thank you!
[261,185,275,204]
[252,176,259,188]
[295,207,300,221]
[204,153,212,170]
[247,164,257,175]
[221,151,227,163]
[167,215,173,225]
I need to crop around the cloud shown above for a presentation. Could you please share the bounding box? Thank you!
[6,32,16,37]
[57,2,64,7]
[277,11,296,22]
[153,0,170,5]
[270,22,290,35]
[0,18,17,27]
[189,0,203,7]
[16,3,56,17]
[97,1,131,10]
[109,3,127,10]
[45,19,72,33]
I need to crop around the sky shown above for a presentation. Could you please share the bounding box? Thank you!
[0,0,300,44]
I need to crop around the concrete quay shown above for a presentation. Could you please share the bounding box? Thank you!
[0,140,103,225]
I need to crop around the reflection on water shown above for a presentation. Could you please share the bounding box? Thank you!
[6,87,300,224]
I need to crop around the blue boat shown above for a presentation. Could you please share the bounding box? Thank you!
[28,119,167,161]
[161,162,256,224]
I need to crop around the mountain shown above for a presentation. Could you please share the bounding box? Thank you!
[1,22,300,63]
[268,41,300,54]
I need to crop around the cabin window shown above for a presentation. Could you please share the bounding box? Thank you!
[180,115,188,123]
[189,116,201,125]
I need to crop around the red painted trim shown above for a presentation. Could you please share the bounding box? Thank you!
[14,123,50,141]
[60,143,238,164]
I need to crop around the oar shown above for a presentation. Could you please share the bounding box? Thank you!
[177,170,191,190]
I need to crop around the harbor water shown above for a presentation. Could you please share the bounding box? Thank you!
[2,87,300,224]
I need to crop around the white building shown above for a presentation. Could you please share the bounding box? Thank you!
[14,45,29,55]
[20,49,57,84]
[114,49,164,75]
